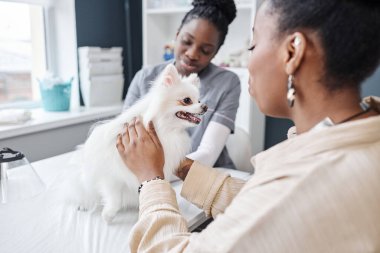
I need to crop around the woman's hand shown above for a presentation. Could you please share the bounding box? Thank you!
[116,117,165,183]
[175,157,194,181]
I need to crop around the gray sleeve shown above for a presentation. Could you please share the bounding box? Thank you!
[123,69,145,110]
[211,74,241,133]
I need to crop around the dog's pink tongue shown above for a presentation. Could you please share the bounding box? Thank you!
[190,115,201,124]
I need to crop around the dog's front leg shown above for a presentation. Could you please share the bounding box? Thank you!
[100,181,123,223]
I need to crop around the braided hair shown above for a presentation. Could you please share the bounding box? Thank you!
[268,0,380,91]
[178,0,237,50]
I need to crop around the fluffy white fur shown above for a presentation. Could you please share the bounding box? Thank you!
[75,64,206,222]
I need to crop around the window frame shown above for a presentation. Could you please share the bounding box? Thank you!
[0,0,79,110]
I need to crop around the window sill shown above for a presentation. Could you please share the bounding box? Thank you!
[0,105,122,140]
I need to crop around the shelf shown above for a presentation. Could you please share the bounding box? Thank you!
[146,6,190,14]
[146,4,252,15]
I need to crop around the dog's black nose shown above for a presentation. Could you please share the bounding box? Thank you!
[201,104,208,112]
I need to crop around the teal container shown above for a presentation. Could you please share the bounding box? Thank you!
[39,81,72,112]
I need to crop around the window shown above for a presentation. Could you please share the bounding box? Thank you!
[0,1,47,108]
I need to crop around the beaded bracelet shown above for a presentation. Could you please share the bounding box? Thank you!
[138,176,164,193]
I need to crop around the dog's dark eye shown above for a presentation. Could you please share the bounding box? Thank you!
[183,97,192,105]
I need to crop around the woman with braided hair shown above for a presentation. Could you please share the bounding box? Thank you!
[119,0,380,252]
[124,0,241,170]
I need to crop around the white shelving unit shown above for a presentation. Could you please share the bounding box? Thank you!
[142,0,265,155]
[143,0,255,66]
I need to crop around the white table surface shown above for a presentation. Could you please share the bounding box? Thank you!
[0,151,250,253]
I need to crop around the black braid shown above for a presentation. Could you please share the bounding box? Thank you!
[178,0,237,50]
[268,0,380,91]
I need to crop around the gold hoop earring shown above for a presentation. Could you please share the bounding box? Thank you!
[287,75,296,107]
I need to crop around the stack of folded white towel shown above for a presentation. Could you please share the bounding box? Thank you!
[78,47,124,107]
[0,109,32,124]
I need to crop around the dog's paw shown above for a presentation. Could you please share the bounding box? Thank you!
[102,212,115,223]
[101,209,117,223]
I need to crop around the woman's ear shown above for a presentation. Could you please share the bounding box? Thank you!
[283,32,307,75]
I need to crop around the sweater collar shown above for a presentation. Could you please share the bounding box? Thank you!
[251,96,380,170]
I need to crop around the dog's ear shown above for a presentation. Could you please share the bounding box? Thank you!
[162,64,180,87]
[187,73,200,89]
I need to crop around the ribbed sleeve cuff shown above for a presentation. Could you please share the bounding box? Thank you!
[211,116,235,133]
[180,161,229,217]
[139,180,180,217]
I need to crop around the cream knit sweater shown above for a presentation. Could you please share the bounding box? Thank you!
[129,97,380,253]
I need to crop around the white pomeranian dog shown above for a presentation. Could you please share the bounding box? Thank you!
[75,64,207,222]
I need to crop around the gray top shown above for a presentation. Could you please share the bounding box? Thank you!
[123,61,241,169]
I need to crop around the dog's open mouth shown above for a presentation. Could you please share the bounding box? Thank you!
[175,111,202,124]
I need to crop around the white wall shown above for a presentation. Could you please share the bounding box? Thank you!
[1,122,91,162]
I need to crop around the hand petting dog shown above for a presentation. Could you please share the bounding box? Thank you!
[117,117,165,183]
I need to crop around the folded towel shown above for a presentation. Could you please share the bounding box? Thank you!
[0,109,32,124]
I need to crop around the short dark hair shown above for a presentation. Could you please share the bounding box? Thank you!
[178,0,237,50]
[269,0,380,91]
